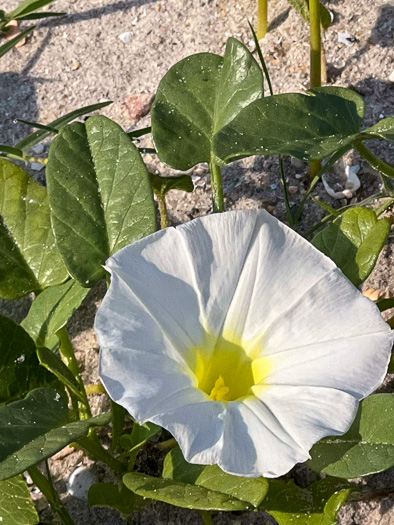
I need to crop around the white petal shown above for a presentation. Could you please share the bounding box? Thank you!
[254,385,359,453]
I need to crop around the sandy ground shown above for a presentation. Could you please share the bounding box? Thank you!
[1,0,394,523]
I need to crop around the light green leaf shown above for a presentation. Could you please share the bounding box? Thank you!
[21,280,90,350]
[9,0,57,19]
[214,87,365,163]
[46,116,156,287]
[88,483,135,515]
[263,478,354,525]
[15,101,112,152]
[0,158,68,299]
[312,207,390,287]
[0,27,35,58]
[163,447,268,508]
[0,387,111,480]
[363,116,394,142]
[152,37,263,170]
[0,476,39,525]
[123,472,250,511]
[309,394,394,478]
[0,314,55,404]
[36,347,84,402]
[149,173,193,196]
[120,422,161,468]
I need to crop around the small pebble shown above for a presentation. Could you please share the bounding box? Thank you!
[118,32,133,44]
[288,186,298,195]
[31,143,44,155]
[30,162,44,171]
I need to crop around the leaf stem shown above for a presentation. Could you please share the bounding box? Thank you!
[28,465,75,525]
[111,402,127,452]
[85,383,106,395]
[201,510,214,525]
[156,437,178,451]
[57,327,91,419]
[309,0,322,179]
[257,0,268,40]
[78,436,125,475]
[157,193,169,228]
[279,157,294,225]
[354,141,394,185]
[210,162,224,212]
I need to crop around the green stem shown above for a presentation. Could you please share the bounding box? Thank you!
[354,142,394,191]
[78,436,125,475]
[28,466,75,525]
[257,0,268,40]
[309,0,322,179]
[157,437,178,452]
[157,193,169,228]
[201,510,214,525]
[111,402,127,452]
[85,383,106,395]
[279,157,294,225]
[210,162,224,212]
[57,327,91,419]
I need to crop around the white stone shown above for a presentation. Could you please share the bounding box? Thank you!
[67,466,95,500]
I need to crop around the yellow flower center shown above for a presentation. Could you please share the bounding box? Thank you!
[188,332,272,402]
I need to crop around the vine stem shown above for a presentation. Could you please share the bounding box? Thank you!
[257,0,268,40]
[57,327,92,419]
[78,436,125,475]
[157,193,169,228]
[201,511,214,525]
[309,0,322,179]
[210,162,224,212]
[28,465,75,525]
[354,141,394,181]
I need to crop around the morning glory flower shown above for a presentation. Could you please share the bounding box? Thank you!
[95,210,393,478]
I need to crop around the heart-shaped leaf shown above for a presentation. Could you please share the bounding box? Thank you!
[262,478,354,525]
[363,116,394,142]
[152,37,263,170]
[123,472,250,511]
[0,387,111,480]
[46,115,156,286]
[21,280,90,350]
[312,207,390,287]
[308,394,394,478]
[163,447,269,508]
[0,314,55,404]
[0,159,68,299]
[0,476,38,525]
[214,87,365,163]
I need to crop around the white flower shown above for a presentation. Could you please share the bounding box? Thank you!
[95,210,393,478]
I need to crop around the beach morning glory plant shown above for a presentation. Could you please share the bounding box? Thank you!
[96,210,393,478]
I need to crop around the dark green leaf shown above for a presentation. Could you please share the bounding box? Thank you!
[263,478,354,525]
[127,126,151,140]
[15,101,112,152]
[0,159,68,299]
[152,37,263,170]
[17,119,59,134]
[0,476,39,525]
[309,394,394,478]
[36,347,84,402]
[0,314,55,404]
[0,27,35,58]
[88,483,135,515]
[123,472,250,511]
[21,280,90,350]
[14,12,65,20]
[377,297,394,312]
[214,88,364,163]
[149,173,194,196]
[0,145,24,160]
[46,116,156,287]
[120,422,160,468]
[312,207,390,287]
[9,0,57,19]
[0,387,111,480]
[163,447,269,508]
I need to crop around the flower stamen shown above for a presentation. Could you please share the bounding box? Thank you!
[210,375,230,401]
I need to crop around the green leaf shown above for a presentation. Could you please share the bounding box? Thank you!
[214,87,365,163]
[88,483,135,516]
[127,126,151,140]
[163,447,269,508]
[46,116,156,287]
[0,158,68,299]
[14,11,65,20]
[149,172,194,196]
[15,101,112,152]
[0,387,111,480]
[21,280,90,350]
[363,116,394,142]
[309,394,394,478]
[0,476,39,525]
[312,207,390,287]
[0,145,25,160]
[0,314,55,404]
[120,422,161,468]
[152,37,263,170]
[0,27,35,58]
[287,0,332,30]
[36,347,84,402]
[263,478,354,525]
[123,472,250,511]
[9,0,57,19]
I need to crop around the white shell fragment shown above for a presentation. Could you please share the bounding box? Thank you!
[118,32,132,44]
[337,31,357,47]
[67,466,95,500]
[322,165,361,199]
